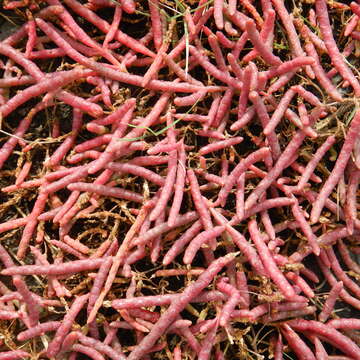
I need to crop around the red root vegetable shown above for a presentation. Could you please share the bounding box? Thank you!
[47,294,89,357]
[211,208,267,276]
[290,196,321,256]
[319,281,343,322]
[245,19,281,66]
[162,220,202,265]
[245,107,323,210]
[263,89,296,135]
[87,257,113,323]
[107,162,165,187]
[183,226,225,264]
[67,182,143,203]
[326,247,360,298]
[127,253,236,360]
[17,189,49,259]
[0,310,20,320]
[314,336,328,360]
[0,351,30,360]
[263,306,316,323]
[187,170,213,231]
[216,147,271,207]
[297,135,336,190]
[216,279,243,326]
[316,0,360,96]
[344,167,360,235]
[167,142,186,226]
[285,272,315,298]
[71,344,104,360]
[248,219,297,299]
[249,91,281,160]
[327,318,360,330]
[337,239,360,274]
[149,150,177,221]
[287,319,360,359]
[17,321,61,341]
[2,258,107,276]
[304,41,343,102]
[274,333,283,360]
[30,246,70,298]
[65,331,126,360]
[271,0,314,78]
[112,290,225,310]
[197,319,219,359]
[281,324,316,360]
[189,45,240,89]
[236,63,252,119]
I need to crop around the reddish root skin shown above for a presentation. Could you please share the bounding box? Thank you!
[187,170,213,231]
[17,321,61,341]
[0,351,31,360]
[248,218,297,299]
[127,254,236,360]
[245,19,281,66]
[167,142,187,227]
[319,281,344,322]
[281,324,316,360]
[316,0,360,95]
[311,109,360,223]
[287,319,360,359]
[46,294,90,358]
[1,258,107,276]
[183,226,225,264]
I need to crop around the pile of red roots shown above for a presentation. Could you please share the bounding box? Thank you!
[0,0,359,359]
